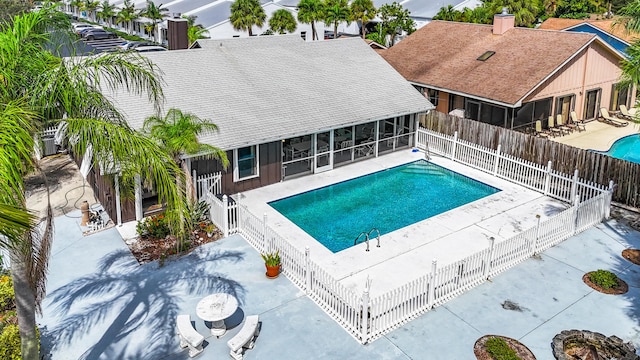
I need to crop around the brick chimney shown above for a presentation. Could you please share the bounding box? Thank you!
[167,16,189,50]
[493,8,514,35]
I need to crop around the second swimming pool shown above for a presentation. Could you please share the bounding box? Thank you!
[268,160,500,252]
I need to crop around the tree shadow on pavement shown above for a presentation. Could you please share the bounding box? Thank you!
[41,248,245,360]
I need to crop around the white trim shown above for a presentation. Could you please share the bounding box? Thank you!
[410,82,516,108]
[233,145,260,182]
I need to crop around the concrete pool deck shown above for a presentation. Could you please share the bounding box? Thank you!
[551,119,639,151]
[39,209,640,359]
[241,150,570,296]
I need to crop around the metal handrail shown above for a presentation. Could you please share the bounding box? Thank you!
[367,228,381,248]
[353,232,370,251]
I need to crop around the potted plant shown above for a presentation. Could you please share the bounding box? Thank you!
[205,224,216,237]
[261,250,281,279]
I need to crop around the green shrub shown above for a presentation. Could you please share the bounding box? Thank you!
[0,276,15,313]
[589,269,618,289]
[0,324,21,360]
[485,337,520,360]
[136,214,170,239]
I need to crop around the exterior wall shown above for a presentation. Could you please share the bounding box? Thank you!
[191,141,282,195]
[524,43,628,119]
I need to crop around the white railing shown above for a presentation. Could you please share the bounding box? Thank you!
[416,128,610,203]
[195,171,222,200]
[204,128,612,344]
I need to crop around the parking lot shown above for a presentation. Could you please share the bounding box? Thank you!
[81,37,125,53]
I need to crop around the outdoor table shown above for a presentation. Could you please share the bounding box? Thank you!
[196,293,239,337]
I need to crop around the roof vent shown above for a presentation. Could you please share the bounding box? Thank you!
[477,51,495,61]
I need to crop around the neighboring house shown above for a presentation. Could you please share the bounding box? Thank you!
[63,0,330,42]
[539,17,636,55]
[381,13,633,131]
[98,35,433,222]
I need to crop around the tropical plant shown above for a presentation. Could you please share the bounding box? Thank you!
[260,251,280,266]
[378,1,415,46]
[615,0,640,33]
[182,15,209,45]
[229,0,266,36]
[115,0,138,35]
[269,8,297,34]
[324,0,350,40]
[485,337,518,360]
[97,0,116,28]
[433,4,461,21]
[589,269,619,289]
[482,0,540,27]
[140,1,168,42]
[365,23,385,44]
[349,0,376,39]
[83,0,100,22]
[136,214,170,238]
[0,8,188,359]
[143,108,229,202]
[297,0,324,40]
[69,0,83,14]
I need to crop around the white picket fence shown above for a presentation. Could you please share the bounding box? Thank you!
[195,171,222,200]
[203,128,613,344]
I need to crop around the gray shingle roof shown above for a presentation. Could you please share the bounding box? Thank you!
[108,36,433,150]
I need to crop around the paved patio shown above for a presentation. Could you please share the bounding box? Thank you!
[39,208,640,359]
[551,119,639,151]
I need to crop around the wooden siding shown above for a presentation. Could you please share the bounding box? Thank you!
[525,42,628,118]
[191,141,282,195]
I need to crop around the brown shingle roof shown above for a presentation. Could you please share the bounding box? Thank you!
[382,21,600,106]
[539,17,638,43]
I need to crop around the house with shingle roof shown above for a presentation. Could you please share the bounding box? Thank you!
[538,17,635,55]
[101,35,433,222]
[381,12,633,131]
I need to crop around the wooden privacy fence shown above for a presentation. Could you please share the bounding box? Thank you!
[202,125,611,343]
[423,111,640,207]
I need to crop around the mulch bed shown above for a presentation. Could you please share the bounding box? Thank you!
[127,229,224,264]
[474,335,536,360]
[582,272,628,295]
[622,249,640,266]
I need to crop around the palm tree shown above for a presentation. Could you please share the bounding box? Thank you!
[0,9,188,359]
[182,15,210,46]
[229,0,266,36]
[97,0,116,27]
[269,9,297,34]
[349,0,375,39]
[83,0,100,22]
[324,0,350,40]
[69,0,83,16]
[297,0,324,40]
[140,1,168,43]
[143,109,229,201]
[116,0,138,35]
[616,0,640,34]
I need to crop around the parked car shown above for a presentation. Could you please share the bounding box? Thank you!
[117,41,156,50]
[134,46,167,52]
[81,29,116,41]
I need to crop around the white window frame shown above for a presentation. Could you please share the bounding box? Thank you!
[233,145,260,182]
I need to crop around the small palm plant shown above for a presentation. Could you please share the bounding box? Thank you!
[261,251,280,267]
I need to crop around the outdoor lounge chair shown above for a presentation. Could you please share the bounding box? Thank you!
[569,111,586,132]
[618,105,636,120]
[534,120,549,138]
[599,107,629,127]
[556,114,572,135]
[547,116,562,137]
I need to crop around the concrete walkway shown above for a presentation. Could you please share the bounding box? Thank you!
[38,210,640,359]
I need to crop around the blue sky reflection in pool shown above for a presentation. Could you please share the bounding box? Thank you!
[268,160,500,253]
[602,134,640,163]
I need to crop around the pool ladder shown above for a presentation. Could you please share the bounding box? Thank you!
[353,228,381,252]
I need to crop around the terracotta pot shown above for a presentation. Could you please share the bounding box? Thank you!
[265,264,281,279]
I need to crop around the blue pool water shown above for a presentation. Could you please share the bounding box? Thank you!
[268,160,500,253]
[603,135,640,163]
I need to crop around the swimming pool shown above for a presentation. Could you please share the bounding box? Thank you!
[268,160,500,252]
[602,134,640,163]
